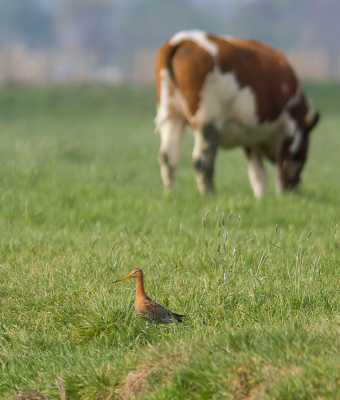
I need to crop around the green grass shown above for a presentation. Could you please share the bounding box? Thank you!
[0,82,339,399]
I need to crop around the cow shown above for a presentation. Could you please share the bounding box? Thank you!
[155,30,319,198]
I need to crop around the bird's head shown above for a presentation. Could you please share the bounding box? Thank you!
[113,268,143,283]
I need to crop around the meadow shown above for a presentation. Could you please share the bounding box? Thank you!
[0,82,339,399]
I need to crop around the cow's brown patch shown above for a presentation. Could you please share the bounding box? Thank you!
[171,41,215,116]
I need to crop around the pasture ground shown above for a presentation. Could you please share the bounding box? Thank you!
[0,83,339,399]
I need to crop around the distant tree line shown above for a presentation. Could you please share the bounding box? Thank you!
[0,0,339,78]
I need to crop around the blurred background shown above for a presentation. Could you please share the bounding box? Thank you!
[0,0,339,85]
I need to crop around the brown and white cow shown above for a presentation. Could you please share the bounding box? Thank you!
[155,30,319,198]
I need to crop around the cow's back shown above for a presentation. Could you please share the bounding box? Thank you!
[156,31,308,134]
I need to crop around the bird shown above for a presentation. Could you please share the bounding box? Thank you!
[113,268,185,325]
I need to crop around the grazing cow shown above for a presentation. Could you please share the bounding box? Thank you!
[155,30,319,198]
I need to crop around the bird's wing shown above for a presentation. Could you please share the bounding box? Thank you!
[144,299,185,320]
[144,299,171,315]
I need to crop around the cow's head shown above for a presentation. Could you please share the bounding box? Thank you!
[281,111,320,191]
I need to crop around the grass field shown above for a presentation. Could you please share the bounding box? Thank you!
[0,82,339,399]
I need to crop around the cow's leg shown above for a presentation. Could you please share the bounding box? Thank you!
[275,166,284,195]
[192,124,219,195]
[158,115,186,193]
[275,137,291,195]
[244,147,267,199]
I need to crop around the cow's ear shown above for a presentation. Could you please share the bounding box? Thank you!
[305,111,320,133]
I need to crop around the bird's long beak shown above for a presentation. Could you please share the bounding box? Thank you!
[113,274,132,283]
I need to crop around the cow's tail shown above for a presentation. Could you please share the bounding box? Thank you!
[154,41,182,132]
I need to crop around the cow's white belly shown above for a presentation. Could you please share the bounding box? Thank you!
[217,119,279,148]
[193,67,296,149]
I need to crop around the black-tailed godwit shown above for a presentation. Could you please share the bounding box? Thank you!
[113,268,185,325]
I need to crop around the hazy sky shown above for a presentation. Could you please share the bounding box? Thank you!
[35,0,244,15]
[2,0,340,79]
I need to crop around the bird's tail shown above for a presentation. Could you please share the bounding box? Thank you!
[172,312,185,323]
